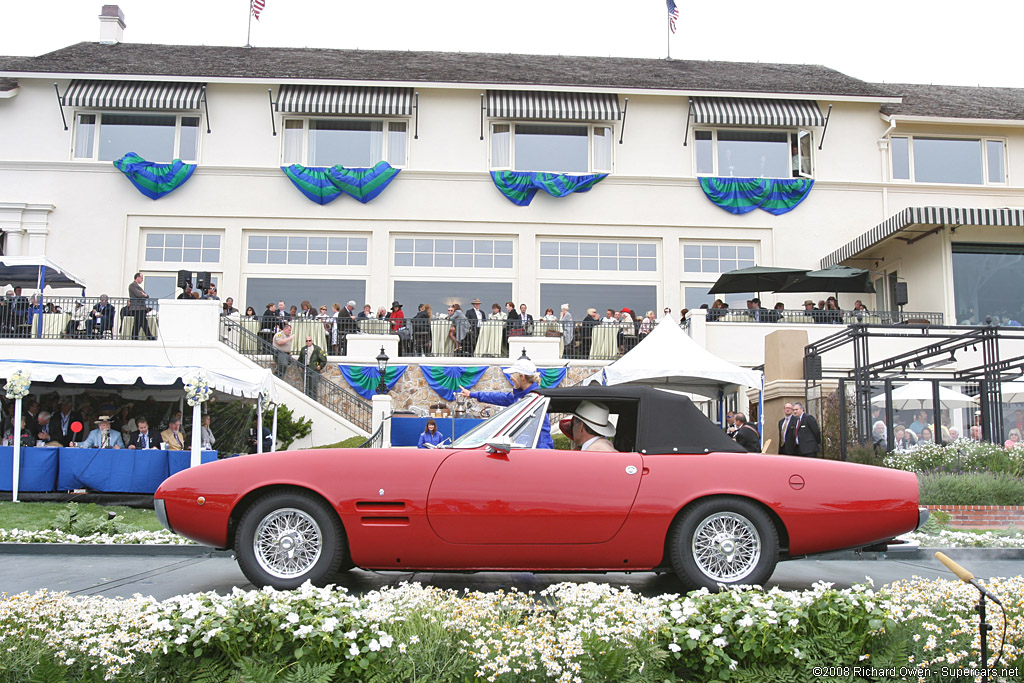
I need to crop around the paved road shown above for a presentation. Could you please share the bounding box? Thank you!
[2,551,1022,600]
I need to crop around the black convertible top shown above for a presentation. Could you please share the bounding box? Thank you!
[538,385,745,455]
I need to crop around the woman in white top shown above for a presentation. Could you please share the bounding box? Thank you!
[559,304,573,350]
[200,414,216,451]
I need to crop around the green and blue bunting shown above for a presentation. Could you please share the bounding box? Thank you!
[420,365,489,401]
[337,365,408,400]
[282,162,401,205]
[502,366,567,389]
[490,171,608,206]
[698,177,813,215]
[112,153,196,200]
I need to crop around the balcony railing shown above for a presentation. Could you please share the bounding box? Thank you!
[0,296,160,340]
[220,316,372,432]
[704,309,944,326]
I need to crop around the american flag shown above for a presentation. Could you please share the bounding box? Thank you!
[666,0,679,34]
[251,0,266,20]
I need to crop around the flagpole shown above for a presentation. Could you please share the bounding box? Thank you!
[246,0,252,47]
[666,16,670,60]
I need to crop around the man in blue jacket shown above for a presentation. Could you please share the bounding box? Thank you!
[458,357,553,448]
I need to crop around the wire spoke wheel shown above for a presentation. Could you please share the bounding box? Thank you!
[690,511,762,583]
[253,507,323,579]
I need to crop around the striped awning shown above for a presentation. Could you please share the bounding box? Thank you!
[691,97,825,127]
[62,80,204,110]
[486,90,621,121]
[275,85,413,116]
[822,206,1024,268]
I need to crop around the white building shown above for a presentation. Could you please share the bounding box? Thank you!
[2,7,1023,385]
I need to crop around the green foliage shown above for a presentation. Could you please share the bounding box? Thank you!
[266,404,312,450]
[552,433,572,450]
[885,440,1024,476]
[50,502,135,536]
[818,388,859,460]
[846,446,884,467]
[314,435,368,449]
[24,656,66,683]
[0,501,163,533]
[918,471,1024,505]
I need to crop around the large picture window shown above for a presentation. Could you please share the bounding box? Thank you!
[145,232,220,264]
[952,243,1024,325]
[695,129,812,178]
[247,235,368,266]
[73,113,200,162]
[540,241,657,272]
[282,118,407,167]
[491,123,613,173]
[683,244,756,274]
[393,238,513,269]
[891,135,1005,185]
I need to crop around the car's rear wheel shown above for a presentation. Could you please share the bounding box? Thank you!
[235,490,347,589]
[669,497,778,592]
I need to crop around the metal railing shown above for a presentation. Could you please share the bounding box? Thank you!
[359,422,385,448]
[704,309,944,326]
[220,316,372,432]
[0,295,160,341]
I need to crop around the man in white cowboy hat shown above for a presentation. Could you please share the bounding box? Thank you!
[458,356,553,448]
[567,400,618,452]
[81,415,125,449]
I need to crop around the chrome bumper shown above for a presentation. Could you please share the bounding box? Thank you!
[154,498,172,533]
[917,506,930,530]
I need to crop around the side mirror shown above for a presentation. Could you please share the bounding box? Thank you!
[485,437,513,455]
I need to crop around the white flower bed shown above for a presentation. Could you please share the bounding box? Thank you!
[901,527,1024,549]
[0,528,192,545]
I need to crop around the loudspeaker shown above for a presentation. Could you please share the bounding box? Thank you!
[894,281,909,307]
[176,269,192,289]
[804,353,822,380]
[196,271,212,291]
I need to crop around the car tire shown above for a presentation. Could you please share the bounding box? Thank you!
[668,497,778,592]
[235,490,348,590]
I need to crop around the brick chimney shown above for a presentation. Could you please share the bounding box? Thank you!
[98,5,126,45]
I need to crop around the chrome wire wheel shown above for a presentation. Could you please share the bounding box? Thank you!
[690,511,762,583]
[253,507,324,580]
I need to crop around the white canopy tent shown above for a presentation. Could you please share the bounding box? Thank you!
[602,315,764,437]
[0,256,87,291]
[1,359,278,501]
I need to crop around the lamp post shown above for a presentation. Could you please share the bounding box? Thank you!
[376,346,389,394]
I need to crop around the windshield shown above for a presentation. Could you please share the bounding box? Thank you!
[452,394,544,448]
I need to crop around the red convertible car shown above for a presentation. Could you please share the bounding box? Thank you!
[154,386,927,591]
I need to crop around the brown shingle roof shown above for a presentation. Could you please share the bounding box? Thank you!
[0,42,893,98]
[880,83,1024,120]
[0,77,17,92]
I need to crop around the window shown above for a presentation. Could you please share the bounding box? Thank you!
[245,278,366,314]
[491,123,613,173]
[145,233,220,264]
[392,281,514,317]
[890,135,1006,184]
[247,235,368,266]
[539,241,657,272]
[682,244,755,274]
[393,238,513,269]
[684,287,752,311]
[695,129,812,178]
[952,243,1024,325]
[73,113,200,162]
[539,283,657,320]
[282,118,407,167]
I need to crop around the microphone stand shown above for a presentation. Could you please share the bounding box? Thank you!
[935,552,999,682]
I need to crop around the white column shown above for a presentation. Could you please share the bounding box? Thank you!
[11,399,22,502]
[686,308,707,347]
[271,405,279,452]
[190,402,202,467]
[371,394,393,447]
[256,396,264,454]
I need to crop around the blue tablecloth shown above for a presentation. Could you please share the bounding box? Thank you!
[0,447,59,492]
[57,448,218,494]
[390,417,485,447]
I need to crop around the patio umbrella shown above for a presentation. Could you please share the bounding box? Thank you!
[707,266,809,295]
[774,265,876,299]
[870,382,978,411]
[999,381,1024,403]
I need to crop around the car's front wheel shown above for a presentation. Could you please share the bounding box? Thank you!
[669,497,778,592]
[235,490,348,589]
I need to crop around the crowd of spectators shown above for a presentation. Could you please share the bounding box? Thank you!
[704,296,862,324]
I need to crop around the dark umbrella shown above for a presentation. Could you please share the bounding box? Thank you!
[708,266,809,295]
[774,265,876,299]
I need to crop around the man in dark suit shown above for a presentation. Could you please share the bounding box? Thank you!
[90,294,116,337]
[778,402,794,455]
[732,413,760,452]
[465,298,487,353]
[519,303,534,336]
[791,402,821,457]
[336,300,357,354]
[50,400,84,445]
[127,417,159,449]
[128,272,155,340]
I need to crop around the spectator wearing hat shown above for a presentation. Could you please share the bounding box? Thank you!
[465,298,487,352]
[458,357,553,448]
[388,300,411,353]
[161,416,187,451]
[81,415,125,449]
[803,299,822,323]
[564,400,618,452]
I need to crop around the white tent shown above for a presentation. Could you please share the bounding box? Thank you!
[0,359,277,402]
[0,256,87,291]
[603,315,763,398]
